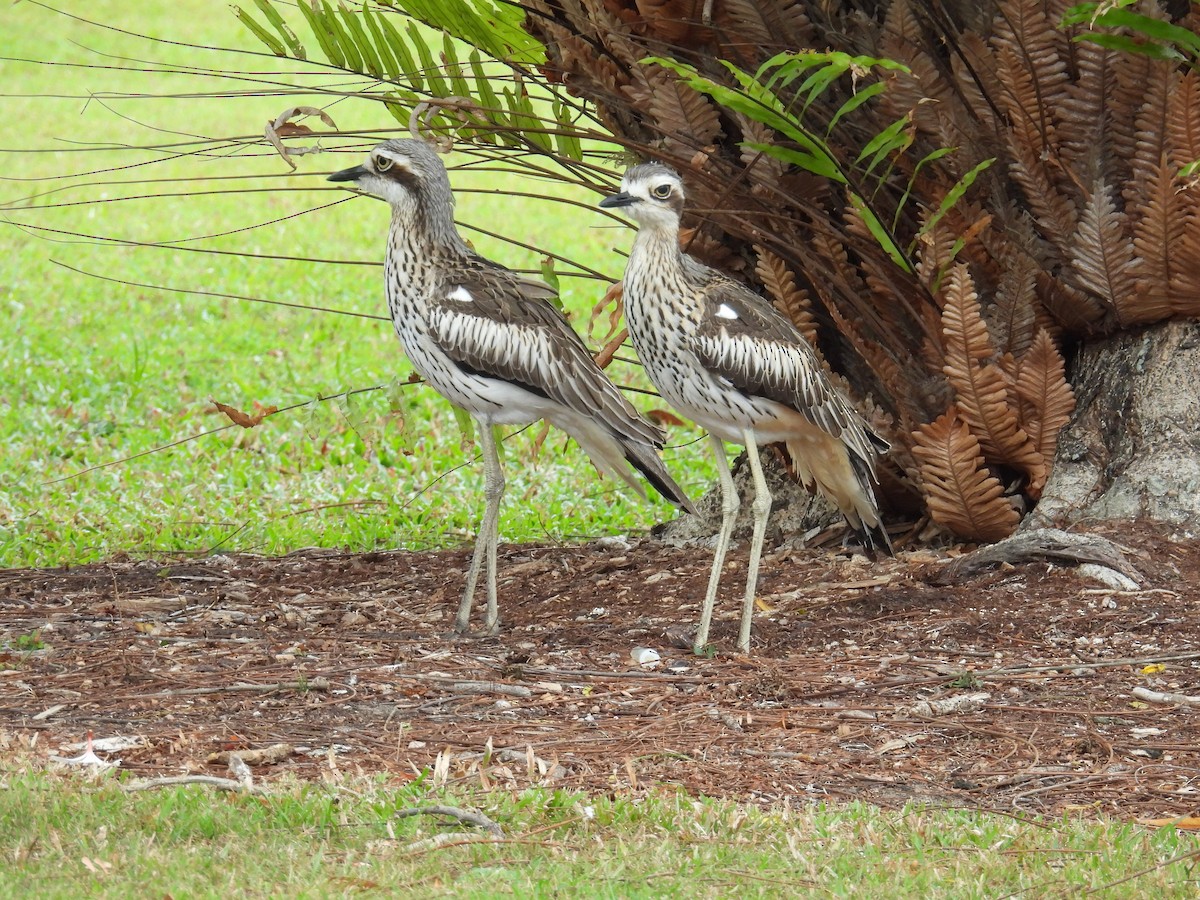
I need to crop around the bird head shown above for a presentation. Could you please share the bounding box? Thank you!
[328,139,454,212]
[599,163,686,231]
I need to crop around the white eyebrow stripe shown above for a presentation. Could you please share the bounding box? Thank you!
[715,303,738,320]
[447,285,474,303]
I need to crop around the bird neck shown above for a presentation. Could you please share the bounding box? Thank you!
[630,220,687,273]
[387,203,472,260]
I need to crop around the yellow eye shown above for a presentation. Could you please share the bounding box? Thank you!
[374,155,393,172]
[652,183,672,199]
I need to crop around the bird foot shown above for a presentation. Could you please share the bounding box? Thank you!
[663,625,719,656]
[446,623,501,641]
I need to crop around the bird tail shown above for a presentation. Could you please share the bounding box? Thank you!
[786,436,893,557]
[548,411,696,515]
[619,437,697,515]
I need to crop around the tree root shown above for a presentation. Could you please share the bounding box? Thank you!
[931,528,1143,585]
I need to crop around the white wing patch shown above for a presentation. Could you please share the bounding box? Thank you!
[715,303,739,320]
[447,285,474,303]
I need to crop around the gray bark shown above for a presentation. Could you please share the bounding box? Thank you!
[1031,318,1200,536]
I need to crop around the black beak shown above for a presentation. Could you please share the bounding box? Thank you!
[327,164,369,183]
[599,191,636,209]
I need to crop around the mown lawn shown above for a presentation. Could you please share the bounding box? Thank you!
[2,762,1198,899]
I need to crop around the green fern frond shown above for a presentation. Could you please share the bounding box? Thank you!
[391,0,544,65]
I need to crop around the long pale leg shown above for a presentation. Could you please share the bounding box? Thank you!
[693,434,739,653]
[455,420,504,635]
[738,431,770,654]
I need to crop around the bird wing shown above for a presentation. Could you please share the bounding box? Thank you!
[428,260,665,447]
[690,274,887,460]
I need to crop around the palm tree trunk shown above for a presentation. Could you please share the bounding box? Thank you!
[1033,319,1200,530]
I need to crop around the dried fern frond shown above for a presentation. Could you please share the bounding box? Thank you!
[1165,71,1200,313]
[754,244,818,346]
[547,28,629,102]
[991,0,1071,160]
[712,0,814,62]
[915,214,959,295]
[824,298,923,429]
[1167,69,1200,171]
[879,0,957,134]
[734,113,788,186]
[1035,270,1110,334]
[911,407,1021,542]
[940,265,1046,487]
[1127,60,1173,194]
[1056,37,1119,178]
[939,201,995,269]
[1069,179,1136,316]
[809,231,867,307]
[949,29,1001,137]
[679,226,743,275]
[644,67,725,148]
[1016,327,1075,468]
[1109,48,1153,178]
[634,0,710,44]
[1126,154,1181,326]
[1008,136,1078,252]
[989,245,1039,357]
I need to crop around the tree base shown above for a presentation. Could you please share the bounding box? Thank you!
[654,448,847,548]
[1032,319,1200,536]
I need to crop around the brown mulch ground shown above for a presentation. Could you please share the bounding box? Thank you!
[3,523,1199,819]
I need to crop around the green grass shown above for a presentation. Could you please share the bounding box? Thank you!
[2,765,1197,898]
[0,1,713,568]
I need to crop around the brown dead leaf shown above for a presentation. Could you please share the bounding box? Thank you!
[81,857,113,876]
[645,408,688,428]
[211,400,277,429]
[274,122,314,137]
[265,105,338,170]
[592,327,627,370]
[587,281,624,344]
[1138,816,1200,830]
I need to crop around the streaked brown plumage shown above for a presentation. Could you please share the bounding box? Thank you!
[329,141,693,634]
[601,162,891,653]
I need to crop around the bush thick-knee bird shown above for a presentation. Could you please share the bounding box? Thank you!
[601,162,891,654]
[328,141,694,634]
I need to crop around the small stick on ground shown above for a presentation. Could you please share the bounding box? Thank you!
[1131,686,1200,706]
[121,775,265,795]
[393,805,503,837]
[448,681,532,698]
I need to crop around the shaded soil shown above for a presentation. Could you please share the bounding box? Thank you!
[3,523,1200,818]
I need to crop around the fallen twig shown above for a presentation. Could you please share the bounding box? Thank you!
[378,670,538,695]
[112,679,330,700]
[208,743,293,766]
[122,775,265,794]
[1131,686,1200,706]
[401,832,501,852]
[393,804,503,837]
[975,651,1200,678]
[515,666,714,684]
[448,681,531,698]
[910,692,991,717]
